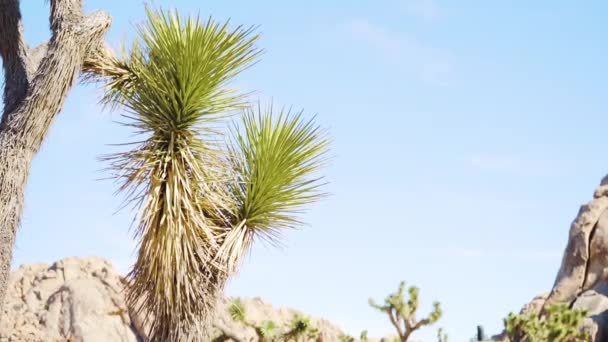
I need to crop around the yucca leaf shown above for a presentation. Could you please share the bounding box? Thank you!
[259,320,277,337]
[98,6,329,342]
[283,315,316,340]
[228,299,246,323]
[214,104,330,273]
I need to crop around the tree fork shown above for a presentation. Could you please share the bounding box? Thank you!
[0,0,114,312]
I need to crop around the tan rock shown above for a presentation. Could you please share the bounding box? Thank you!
[1,257,138,342]
[502,176,608,341]
[1,257,372,342]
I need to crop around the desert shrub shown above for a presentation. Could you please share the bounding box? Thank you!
[504,303,589,342]
[227,300,322,341]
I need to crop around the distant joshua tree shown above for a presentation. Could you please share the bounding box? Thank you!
[369,281,443,342]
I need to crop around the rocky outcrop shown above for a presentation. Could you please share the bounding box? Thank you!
[0,257,140,342]
[499,177,608,341]
[0,257,362,341]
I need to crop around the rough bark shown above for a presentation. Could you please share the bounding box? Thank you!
[0,0,112,313]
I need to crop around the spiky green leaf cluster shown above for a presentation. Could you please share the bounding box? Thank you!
[370,281,443,342]
[283,314,321,341]
[287,315,313,336]
[229,299,247,323]
[217,107,330,272]
[230,106,329,231]
[504,304,590,342]
[226,302,324,342]
[98,6,330,342]
[258,320,278,339]
[104,8,260,117]
[228,299,277,341]
[339,331,370,342]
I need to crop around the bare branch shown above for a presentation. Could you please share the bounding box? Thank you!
[31,32,124,81]
[0,0,30,113]
[49,0,84,31]
[387,308,405,339]
[0,0,111,146]
[0,0,113,316]
[1,0,114,121]
[27,42,49,75]
[82,43,127,79]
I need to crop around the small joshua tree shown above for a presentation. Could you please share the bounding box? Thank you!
[339,330,368,342]
[504,303,589,342]
[283,314,321,342]
[226,300,322,342]
[369,281,443,342]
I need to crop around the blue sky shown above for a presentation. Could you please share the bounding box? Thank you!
[7,0,608,341]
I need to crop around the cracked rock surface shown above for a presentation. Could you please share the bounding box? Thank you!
[496,177,608,341]
[0,257,139,342]
[1,257,366,342]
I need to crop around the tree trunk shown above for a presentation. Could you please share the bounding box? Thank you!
[0,135,33,315]
[0,0,111,313]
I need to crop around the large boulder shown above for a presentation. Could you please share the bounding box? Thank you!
[0,257,140,342]
[497,177,608,341]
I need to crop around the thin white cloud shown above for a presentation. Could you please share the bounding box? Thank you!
[345,19,453,86]
[403,0,441,20]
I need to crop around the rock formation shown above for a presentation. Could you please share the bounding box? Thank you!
[500,177,608,341]
[0,257,370,342]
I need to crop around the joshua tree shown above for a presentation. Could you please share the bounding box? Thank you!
[282,314,321,342]
[0,2,329,342]
[369,281,443,342]
[0,0,113,313]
